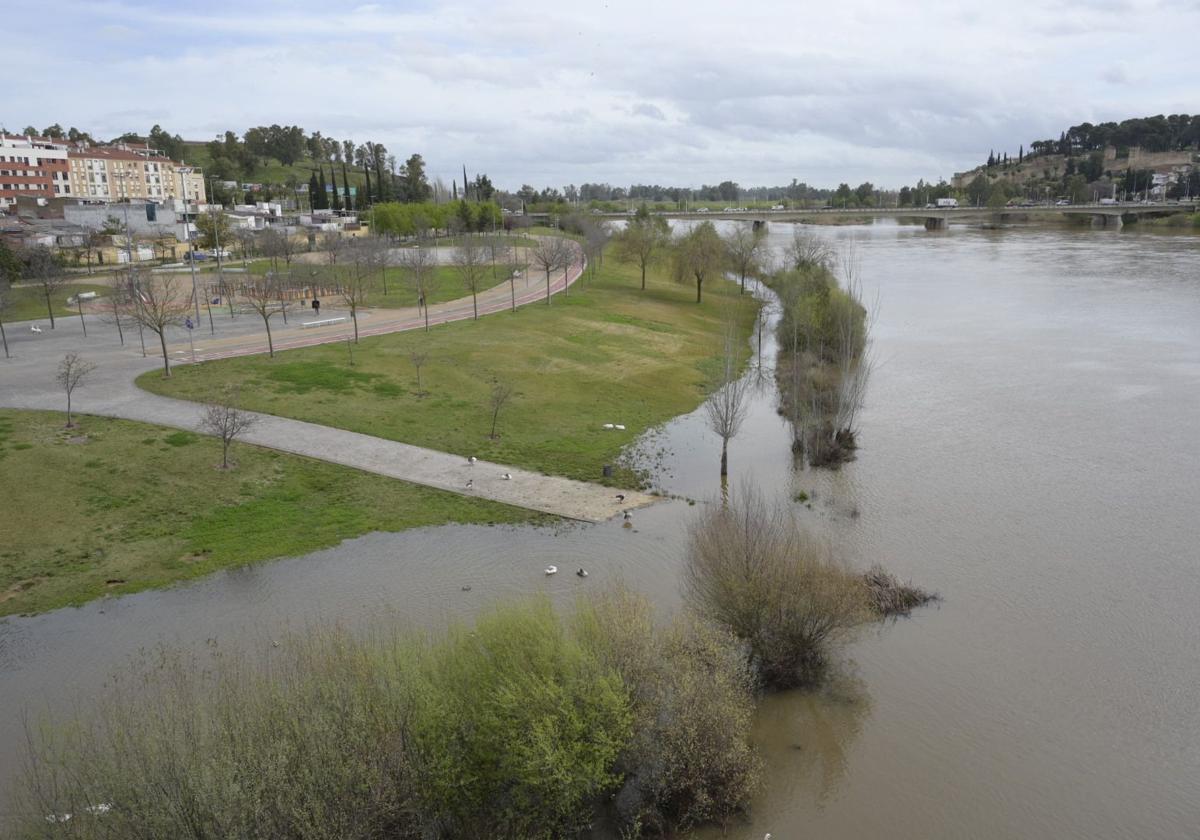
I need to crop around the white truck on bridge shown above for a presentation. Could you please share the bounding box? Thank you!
[936,198,959,208]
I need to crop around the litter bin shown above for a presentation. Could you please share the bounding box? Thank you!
[602,464,613,478]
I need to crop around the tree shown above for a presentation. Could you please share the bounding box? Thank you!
[341,241,372,343]
[704,326,751,482]
[783,227,833,271]
[195,209,231,251]
[200,389,258,469]
[1066,174,1089,204]
[723,224,766,294]
[128,272,190,376]
[671,221,724,303]
[529,236,572,305]
[684,489,869,688]
[242,275,290,357]
[0,285,9,358]
[321,230,346,267]
[55,353,96,427]
[614,211,670,290]
[398,153,431,203]
[25,246,67,328]
[410,351,429,396]
[400,243,436,332]
[488,379,514,439]
[453,240,488,320]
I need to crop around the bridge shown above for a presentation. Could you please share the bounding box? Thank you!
[581,201,1197,231]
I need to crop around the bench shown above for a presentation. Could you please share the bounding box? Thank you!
[300,317,348,329]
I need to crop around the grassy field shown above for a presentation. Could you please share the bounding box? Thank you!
[0,410,533,617]
[244,260,513,309]
[140,258,758,485]
[2,282,111,323]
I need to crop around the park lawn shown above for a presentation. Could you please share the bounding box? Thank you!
[2,283,111,323]
[0,410,534,617]
[245,261,512,309]
[139,257,759,486]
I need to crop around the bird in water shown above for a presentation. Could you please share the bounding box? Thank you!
[461,585,472,591]
[576,568,588,578]
[465,479,474,490]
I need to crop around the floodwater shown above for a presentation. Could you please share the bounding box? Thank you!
[2,221,1199,838]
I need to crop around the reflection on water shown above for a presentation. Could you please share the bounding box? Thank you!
[3,222,1200,839]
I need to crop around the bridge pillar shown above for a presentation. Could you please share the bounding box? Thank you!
[924,217,947,231]
[1090,213,1122,230]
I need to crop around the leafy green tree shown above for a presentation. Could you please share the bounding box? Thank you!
[967,174,990,206]
[399,154,431,203]
[195,210,232,250]
[1066,174,1088,204]
[472,173,495,201]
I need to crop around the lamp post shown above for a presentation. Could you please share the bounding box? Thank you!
[178,166,202,324]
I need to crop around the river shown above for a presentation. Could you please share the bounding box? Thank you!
[2,221,1198,838]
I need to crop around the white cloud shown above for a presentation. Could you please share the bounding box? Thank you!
[5,0,1198,188]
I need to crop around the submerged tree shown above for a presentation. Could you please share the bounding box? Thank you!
[704,323,751,485]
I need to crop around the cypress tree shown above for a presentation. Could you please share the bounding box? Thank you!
[331,167,342,212]
[315,165,327,209]
[308,171,320,211]
[463,164,469,201]
[362,157,372,207]
[341,158,353,211]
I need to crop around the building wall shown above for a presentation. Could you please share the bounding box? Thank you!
[0,135,71,209]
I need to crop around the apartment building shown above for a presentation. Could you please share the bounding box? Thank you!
[0,134,71,209]
[68,144,207,203]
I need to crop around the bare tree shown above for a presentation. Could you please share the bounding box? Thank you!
[341,244,372,343]
[529,236,571,305]
[784,228,833,271]
[704,325,752,481]
[685,488,868,688]
[200,389,258,469]
[723,224,767,294]
[25,246,68,328]
[96,283,132,347]
[361,233,392,295]
[321,230,346,268]
[613,213,670,290]
[243,275,290,357]
[583,219,611,281]
[411,350,429,396]
[258,227,285,274]
[56,353,96,427]
[671,221,725,303]
[506,247,530,312]
[482,234,511,283]
[232,227,257,267]
[488,379,514,439]
[453,239,488,320]
[0,286,10,358]
[127,272,190,376]
[399,244,436,332]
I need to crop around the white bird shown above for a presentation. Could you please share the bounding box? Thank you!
[502,473,512,480]
[623,510,632,521]
[30,324,42,334]
[602,423,614,429]
[615,424,626,431]
[467,456,477,464]
[465,479,474,489]
[545,565,558,575]
[576,568,588,578]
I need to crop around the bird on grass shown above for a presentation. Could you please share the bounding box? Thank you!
[576,568,588,578]
[615,493,626,502]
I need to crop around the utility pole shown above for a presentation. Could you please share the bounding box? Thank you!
[180,167,201,324]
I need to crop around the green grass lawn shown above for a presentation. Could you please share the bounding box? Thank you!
[140,258,759,485]
[243,261,513,309]
[2,283,111,323]
[0,410,533,617]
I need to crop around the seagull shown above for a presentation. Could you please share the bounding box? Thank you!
[30,324,42,333]
[623,510,632,521]
[615,494,626,502]
[602,423,614,429]
[465,479,474,490]
[615,424,626,430]
[576,568,588,578]
[467,456,477,465]
[545,565,558,575]
[502,473,512,480]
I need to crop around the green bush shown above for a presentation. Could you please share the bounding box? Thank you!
[404,599,631,839]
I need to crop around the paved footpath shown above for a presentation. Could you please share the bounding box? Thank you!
[0,246,656,523]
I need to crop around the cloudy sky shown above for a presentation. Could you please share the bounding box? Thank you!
[4,0,1197,190]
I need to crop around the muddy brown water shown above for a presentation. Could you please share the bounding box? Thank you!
[2,221,1198,838]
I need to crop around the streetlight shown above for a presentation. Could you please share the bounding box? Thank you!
[177,165,202,324]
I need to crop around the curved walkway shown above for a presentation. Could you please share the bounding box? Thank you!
[0,242,656,523]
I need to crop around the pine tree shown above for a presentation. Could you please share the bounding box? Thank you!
[308,171,320,211]
[331,167,342,212]
[463,164,469,202]
[1019,144,1024,163]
